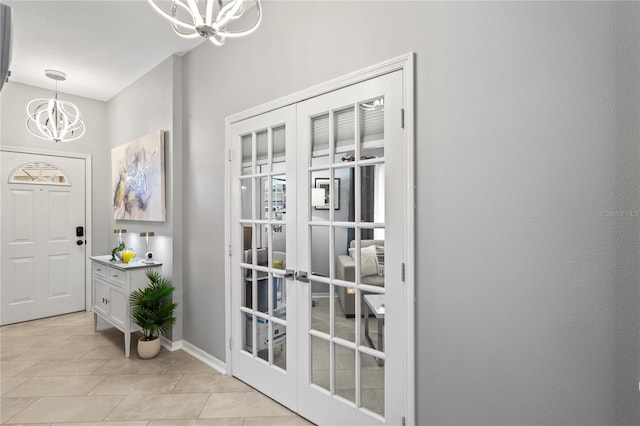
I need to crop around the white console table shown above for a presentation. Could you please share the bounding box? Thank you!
[90,255,162,357]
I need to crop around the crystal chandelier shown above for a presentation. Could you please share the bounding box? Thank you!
[26,70,85,143]
[147,0,262,46]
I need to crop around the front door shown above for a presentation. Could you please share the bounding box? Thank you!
[1,151,87,325]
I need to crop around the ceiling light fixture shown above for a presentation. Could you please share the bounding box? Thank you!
[26,69,85,143]
[147,0,262,46]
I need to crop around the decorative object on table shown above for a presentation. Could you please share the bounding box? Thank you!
[129,271,177,359]
[313,177,340,210]
[111,228,127,261]
[26,69,85,143]
[112,130,166,221]
[121,249,135,264]
[147,0,262,46]
[139,231,155,263]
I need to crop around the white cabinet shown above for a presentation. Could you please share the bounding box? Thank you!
[90,255,162,357]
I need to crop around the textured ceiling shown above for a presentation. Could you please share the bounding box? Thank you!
[4,0,204,101]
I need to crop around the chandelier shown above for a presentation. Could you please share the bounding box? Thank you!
[26,70,85,143]
[147,0,262,46]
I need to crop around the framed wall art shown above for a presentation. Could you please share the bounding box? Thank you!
[112,130,166,221]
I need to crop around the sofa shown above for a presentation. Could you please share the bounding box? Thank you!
[336,239,384,317]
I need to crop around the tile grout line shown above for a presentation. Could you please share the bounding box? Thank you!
[3,395,42,425]
[98,393,127,423]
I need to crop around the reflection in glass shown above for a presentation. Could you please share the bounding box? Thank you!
[361,352,385,416]
[272,125,286,166]
[333,285,355,342]
[359,96,384,159]
[241,134,252,175]
[310,226,330,278]
[311,335,330,391]
[255,317,269,362]
[271,175,286,221]
[334,344,356,404]
[242,313,253,354]
[311,113,329,157]
[310,280,330,335]
[258,176,269,220]
[256,130,268,164]
[241,267,253,309]
[357,236,386,289]
[334,106,355,155]
[273,324,287,371]
[240,179,253,220]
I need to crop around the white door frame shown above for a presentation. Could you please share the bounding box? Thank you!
[0,145,93,312]
[224,53,416,425]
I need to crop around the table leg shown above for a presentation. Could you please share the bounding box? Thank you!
[124,332,131,358]
[376,318,384,366]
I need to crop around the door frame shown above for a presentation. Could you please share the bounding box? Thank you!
[224,53,416,424]
[0,145,93,311]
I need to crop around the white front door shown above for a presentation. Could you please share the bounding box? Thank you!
[229,70,409,425]
[1,151,87,325]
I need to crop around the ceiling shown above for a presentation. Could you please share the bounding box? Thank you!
[4,0,204,102]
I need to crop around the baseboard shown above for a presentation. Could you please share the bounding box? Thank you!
[176,339,227,375]
[160,336,183,352]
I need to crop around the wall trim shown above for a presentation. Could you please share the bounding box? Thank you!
[178,339,227,375]
[0,144,94,316]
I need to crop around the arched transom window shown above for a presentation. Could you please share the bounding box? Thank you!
[8,161,70,186]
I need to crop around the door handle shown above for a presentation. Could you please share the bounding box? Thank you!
[273,269,294,279]
[295,271,309,283]
[77,240,84,246]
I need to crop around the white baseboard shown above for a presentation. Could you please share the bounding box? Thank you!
[166,339,226,375]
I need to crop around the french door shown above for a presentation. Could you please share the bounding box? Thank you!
[229,70,408,425]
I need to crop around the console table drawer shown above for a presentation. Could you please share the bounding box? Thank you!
[93,263,108,278]
[108,267,125,286]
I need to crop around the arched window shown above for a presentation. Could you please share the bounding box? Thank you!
[8,162,70,185]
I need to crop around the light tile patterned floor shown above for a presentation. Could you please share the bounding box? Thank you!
[0,312,313,425]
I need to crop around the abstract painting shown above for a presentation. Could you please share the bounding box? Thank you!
[112,130,165,221]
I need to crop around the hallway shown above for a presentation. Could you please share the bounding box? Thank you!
[0,312,312,425]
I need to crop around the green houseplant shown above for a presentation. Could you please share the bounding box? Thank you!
[129,270,177,359]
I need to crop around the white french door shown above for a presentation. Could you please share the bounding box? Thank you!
[1,151,87,325]
[229,105,299,408]
[229,70,409,425]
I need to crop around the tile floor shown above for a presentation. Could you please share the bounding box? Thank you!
[0,312,313,425]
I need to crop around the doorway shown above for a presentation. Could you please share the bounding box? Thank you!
[1,149,90,325]
[226,55,415,425]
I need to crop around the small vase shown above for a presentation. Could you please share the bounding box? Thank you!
[137,336,161,359]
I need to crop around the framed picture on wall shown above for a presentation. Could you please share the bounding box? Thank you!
[314,178,340,210]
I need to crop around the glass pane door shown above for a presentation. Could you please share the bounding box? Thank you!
[230,105,298,409]
[297,71,404,425]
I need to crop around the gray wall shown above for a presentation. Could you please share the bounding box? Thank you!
[106,55,183,341]
[181,2,639,425]
[0,82,110,255]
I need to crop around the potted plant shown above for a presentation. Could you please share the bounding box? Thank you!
[129,270,177,359]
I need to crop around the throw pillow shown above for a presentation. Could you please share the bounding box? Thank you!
[348,245,379,277]
[375,245,385,276]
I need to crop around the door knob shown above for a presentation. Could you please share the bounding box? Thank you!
[77,240,84,246]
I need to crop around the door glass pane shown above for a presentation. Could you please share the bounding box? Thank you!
[335,226,354,282]
[271,175,286,219]
[357,234,385,289]
[258,177,269,220]
[361,352,385,416]
[311,280,330,335]
[359,96,384,159]
[334,344,356,404]
[361,293,385,360]
[311,335,330,391]
[272,125,286,166]
[311,113,329,158]
[240,178,252,220]
[334,106,355,155]
[242,313,254,354]
[256,317,270,362]
[256,130,268,165]
[273,323,287,370]
[241,134,252,175]
[241,267,253,309]
[333,286,355,342]
[310,226,330,278]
